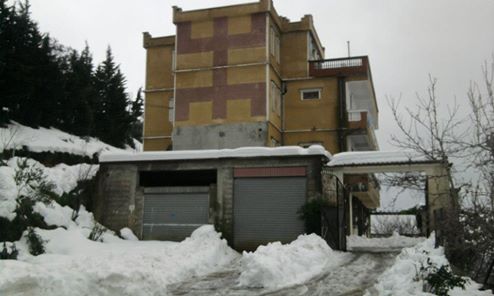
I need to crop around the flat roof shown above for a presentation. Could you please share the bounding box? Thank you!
[327,151,436,167]
[100,145,332,163]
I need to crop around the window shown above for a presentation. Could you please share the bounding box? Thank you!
[270,81,281,115]
[168,97,174,123]
[300,89,321,100]
[270,27,280,63]
[308,34,321,61]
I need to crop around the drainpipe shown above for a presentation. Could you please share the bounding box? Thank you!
[337,77,347,152]
[281,81,287,145]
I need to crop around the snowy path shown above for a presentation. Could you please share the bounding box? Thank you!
[168,250,398,296]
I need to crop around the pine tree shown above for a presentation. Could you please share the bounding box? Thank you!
[63,44,97,136]
[129,87,144,144]
[93,47,132,148]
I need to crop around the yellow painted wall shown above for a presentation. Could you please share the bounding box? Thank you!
[267,122,282,146]
[268,67,282,130]
[176,70,213,88]
[284,78,338,130]
[190,20,214,39]
[145,46,174,90]
[280,31,308,78]
[228,47,266,65]
[227,65,265,85]
[228,15,252,35]
[143,91,173,151]
[177,51,213,69]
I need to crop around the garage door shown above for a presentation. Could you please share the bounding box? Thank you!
[143,187,209,241]
[234,177,306,250]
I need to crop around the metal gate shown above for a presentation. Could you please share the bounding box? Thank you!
[142,187,209,241]
[233,177,306,251]
[321,176,347,251]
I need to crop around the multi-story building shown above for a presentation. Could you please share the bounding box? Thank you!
[142,0,378,155]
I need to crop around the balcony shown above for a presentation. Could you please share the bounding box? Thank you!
[347,109,378,151]
[345,174,380,209]
[348,109,373,130]
[309,56,369,77]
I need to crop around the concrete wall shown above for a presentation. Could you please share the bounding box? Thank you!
[172,121,268,150]
[94,155,324,246]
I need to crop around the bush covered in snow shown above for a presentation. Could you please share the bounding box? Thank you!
[367,235,492,296]
[0,155,101,256]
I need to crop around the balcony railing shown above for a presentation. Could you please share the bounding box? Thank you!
[309,56,369,77]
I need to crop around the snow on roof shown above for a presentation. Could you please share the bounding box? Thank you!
[99,145,332,163]
[327,151,433,167]
[0,121,128,156]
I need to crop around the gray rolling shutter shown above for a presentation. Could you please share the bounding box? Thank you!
[143,187,209,241]
[234,177,306,251]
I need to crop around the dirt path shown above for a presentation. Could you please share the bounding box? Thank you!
[168,251,398,296]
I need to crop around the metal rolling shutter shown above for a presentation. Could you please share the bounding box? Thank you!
[143,187,209,241]
[233,177,306,250]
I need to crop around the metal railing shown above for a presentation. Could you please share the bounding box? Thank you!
[310,56,366,70]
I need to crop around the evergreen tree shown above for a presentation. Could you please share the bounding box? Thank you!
[63,44,97,136]
[93,47,132,148]
[129,87,144,144]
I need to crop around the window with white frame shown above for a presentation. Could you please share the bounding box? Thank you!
[270,81,281,116]
[300,88,321,100]
[168,97,174,123]
[270,27,280,63]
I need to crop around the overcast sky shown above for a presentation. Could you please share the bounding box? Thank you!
[25,0,494,210]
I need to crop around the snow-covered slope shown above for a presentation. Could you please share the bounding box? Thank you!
[0,121,131,156]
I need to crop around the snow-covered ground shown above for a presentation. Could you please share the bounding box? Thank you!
[0,226,238,296]
[348,232,425,252]
[0,121,135,156]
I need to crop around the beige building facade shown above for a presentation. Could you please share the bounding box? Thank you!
[142,0,378,155]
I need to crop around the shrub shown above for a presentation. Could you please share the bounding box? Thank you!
[26,227,45,256]
[420,255,467,296]
[298,198,330,235]
[0,242,18,260]
[88,224,106,242]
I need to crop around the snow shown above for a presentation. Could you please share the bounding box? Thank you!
[0,121,127,156]
[0,165,17,221]
[6,157,98,196]
[328,150,432,167]
[238,233,348,289]
[348,232,425,251]
[0,157,99,221]
[100,144,332,163]
[367,235,492,296]
[0,225,239,296]
[120,227,139,241]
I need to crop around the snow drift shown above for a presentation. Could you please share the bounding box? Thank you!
[238,233,348,289]
[0,225,238,296]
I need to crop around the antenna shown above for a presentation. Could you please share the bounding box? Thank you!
[347,41,350,57]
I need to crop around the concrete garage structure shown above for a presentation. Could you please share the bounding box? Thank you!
[94,146,330,251]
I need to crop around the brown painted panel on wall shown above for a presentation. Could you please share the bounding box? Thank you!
[175,71,266,120]
[234,166,307,178]
[175,13,267,123]
[177,13,266,64]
